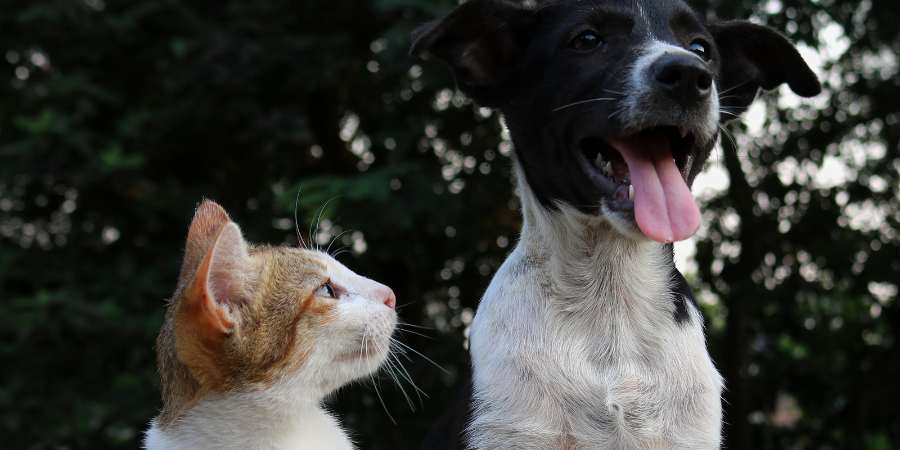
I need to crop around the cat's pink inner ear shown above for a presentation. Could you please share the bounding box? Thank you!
[183,222,253,335]
[185,249,234,335]
[205,222,253,309]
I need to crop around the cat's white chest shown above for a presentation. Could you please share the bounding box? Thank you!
[144,398,354,450]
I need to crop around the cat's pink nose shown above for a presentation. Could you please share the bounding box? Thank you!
[384,291,396,309]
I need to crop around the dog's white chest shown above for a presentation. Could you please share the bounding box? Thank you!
[467,236,722,450]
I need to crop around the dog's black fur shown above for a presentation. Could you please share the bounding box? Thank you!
[412,0,820,448]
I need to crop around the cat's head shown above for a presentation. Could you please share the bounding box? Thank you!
[156,200,397,424]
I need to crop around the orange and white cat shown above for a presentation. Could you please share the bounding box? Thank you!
[144,200,397,450]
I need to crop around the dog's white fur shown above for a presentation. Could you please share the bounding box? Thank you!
[467,162,723,449]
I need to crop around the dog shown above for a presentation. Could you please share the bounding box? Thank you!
[410,0,820,448]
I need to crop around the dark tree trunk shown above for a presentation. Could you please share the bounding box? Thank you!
[718,136,763,450]
[722,292,750,450]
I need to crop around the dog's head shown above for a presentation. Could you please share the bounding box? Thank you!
[411,0,820,243]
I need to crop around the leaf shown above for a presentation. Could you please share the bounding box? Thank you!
[278,164,415,223]
[12,108,68,135]
[98,144,145,171]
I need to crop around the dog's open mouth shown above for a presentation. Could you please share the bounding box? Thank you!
[579,126,695,188]
[578,126,700,243]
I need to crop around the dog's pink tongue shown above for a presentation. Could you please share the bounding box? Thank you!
[611,136,700,243]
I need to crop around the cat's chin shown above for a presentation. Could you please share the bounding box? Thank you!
[334,344,389,363]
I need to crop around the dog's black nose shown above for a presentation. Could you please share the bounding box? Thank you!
[652,54,713,106]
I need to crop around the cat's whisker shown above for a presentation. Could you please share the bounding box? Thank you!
[360,324,371,371]
[308,204,323,251]
[394,327,435,340]
[389,341,415,364]
[389,338,450,374]
[330,248,351,258]
[389,351,426,404]
[394,301,417,312]
[326,229,352,255]
[384,342,428,408]
[309,196,340,251]
[391,322,433,330]
[293,189,308,250]
[380,352,414,410]
[330,245,350,254]
[391,352,423,393]
[385,354,422,411]
[395,320,434,338]
[370,373,397,425]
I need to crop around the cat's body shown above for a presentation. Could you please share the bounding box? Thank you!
[144,390,354,450]
[144,200,397,450]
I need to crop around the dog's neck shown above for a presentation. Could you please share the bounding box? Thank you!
[516,159,674,273]
[513,160,677,341]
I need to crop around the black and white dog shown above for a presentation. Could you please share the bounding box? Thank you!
[411,0,820,448]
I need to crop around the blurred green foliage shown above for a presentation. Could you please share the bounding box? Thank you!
[0,0,897,449]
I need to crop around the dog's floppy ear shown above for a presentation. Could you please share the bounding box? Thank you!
[410,0,535,107]
[709,20,821,121]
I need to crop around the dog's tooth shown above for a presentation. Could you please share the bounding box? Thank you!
[628,184,635,201]
[594,153,604,167]
[604,161,612,176]
[679,126,689,138]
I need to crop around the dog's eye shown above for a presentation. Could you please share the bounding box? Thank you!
[570,32,602,51]
[689,41,709,59]
[315,282,336,298]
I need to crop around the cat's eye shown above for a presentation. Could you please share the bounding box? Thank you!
[570,31,603,51]
[315,282,336,298]
[690,40,709,60]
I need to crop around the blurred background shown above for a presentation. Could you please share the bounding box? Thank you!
[0,0,898,448]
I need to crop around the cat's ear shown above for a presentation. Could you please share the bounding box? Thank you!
[708,20,821,121]
[178,200,231,285]
[176,201,254,351]
[183,222,253,332]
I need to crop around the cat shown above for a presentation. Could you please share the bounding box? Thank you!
[144,200,397,450]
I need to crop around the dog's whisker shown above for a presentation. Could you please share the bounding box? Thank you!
[534,1,574,14]
[717,123,738,149]
[552,97,617,112]
[717,79,753,96]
